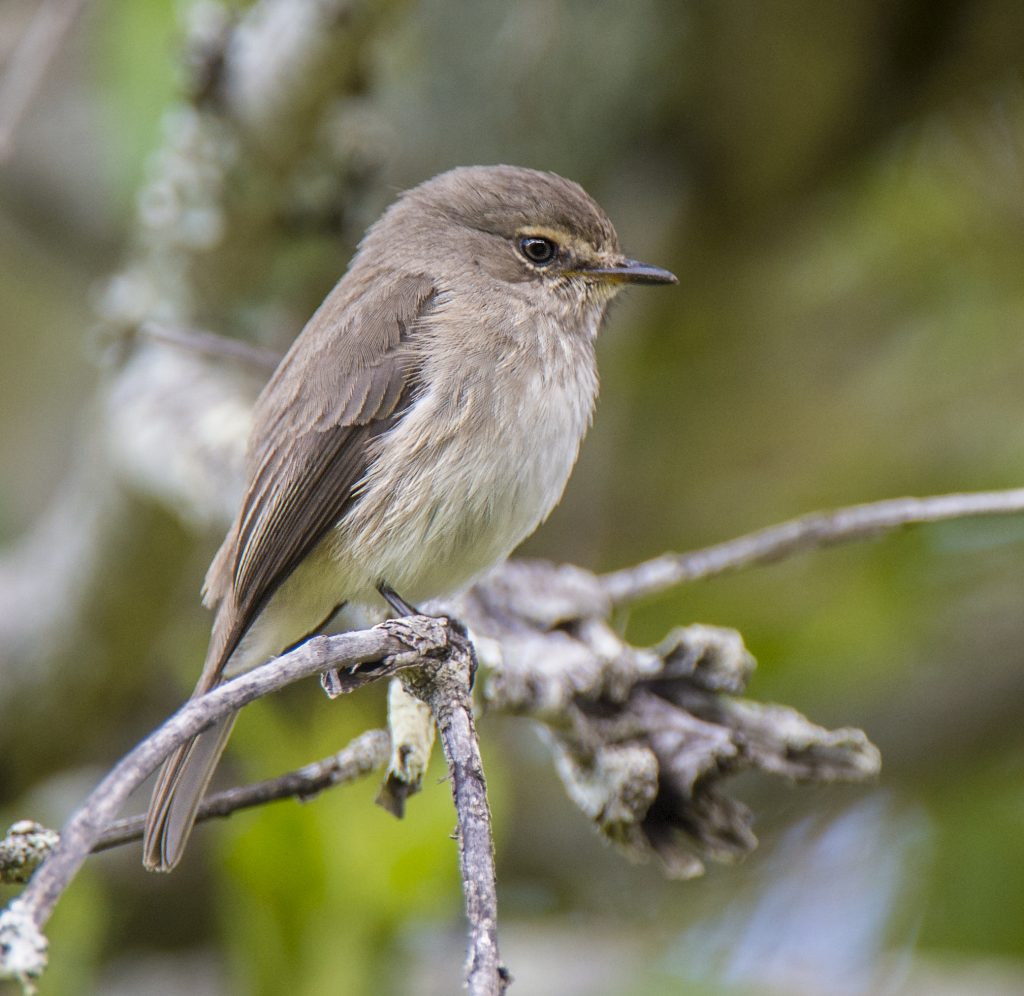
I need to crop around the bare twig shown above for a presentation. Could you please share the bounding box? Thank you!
[13,618,450,931]
[137,321,281,373]
[400,627,509,996]
[601,489,1024,605]
[2,557,890,990]
[0,0,89,161]
[468,605,880,880]
[1,731,391,884]
[92,728,390,853]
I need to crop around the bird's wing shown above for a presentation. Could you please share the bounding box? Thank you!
[201,271,437,685]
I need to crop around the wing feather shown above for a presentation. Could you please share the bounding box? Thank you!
[206,271,437,679]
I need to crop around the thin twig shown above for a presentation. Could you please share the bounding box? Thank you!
[0,0,89,161]
[92,728,390,853]
[402,634,509,996]
[14,618,449,929]
[138,321,281,373]
[601,488,1024,605]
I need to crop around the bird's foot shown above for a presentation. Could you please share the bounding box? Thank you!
[377,582,420,617]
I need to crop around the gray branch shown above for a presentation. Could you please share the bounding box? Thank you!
[601,488,1024,605]
[452,567,881,880]
[400,623,510,996]
[137,321,281,374]
[0,616,455,987]
[2,554,887,990]
[93,728,390,853]
[0,729,389,876]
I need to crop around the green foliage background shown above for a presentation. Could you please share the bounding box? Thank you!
[3,1,1024,993]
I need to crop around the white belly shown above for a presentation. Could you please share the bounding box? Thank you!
[333,336,598,602]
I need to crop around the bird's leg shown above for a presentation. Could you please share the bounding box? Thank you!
[377,582,420,617]
[323,584,422,697]
[295,600,357,699]
[376,583,477,689]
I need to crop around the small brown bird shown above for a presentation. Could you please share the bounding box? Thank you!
[144,165,676,871]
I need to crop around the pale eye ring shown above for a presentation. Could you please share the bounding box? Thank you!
[518,236,558,266]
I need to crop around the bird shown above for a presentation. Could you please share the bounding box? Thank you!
[143,164,677,871]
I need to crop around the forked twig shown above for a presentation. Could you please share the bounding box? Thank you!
[601,489,1024,604]
[8,620,447,932]
[92,728,390,853]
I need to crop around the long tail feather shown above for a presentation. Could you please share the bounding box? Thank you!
[143,713,237,872]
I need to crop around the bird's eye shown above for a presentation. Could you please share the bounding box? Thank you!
[518,236,558,266]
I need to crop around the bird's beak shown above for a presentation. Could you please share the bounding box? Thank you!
[583,257,678,286]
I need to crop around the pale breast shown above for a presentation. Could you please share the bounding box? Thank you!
[332,313,599,603]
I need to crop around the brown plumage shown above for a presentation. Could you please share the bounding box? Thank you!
[143,165,676,871]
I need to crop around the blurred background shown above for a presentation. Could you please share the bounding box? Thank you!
[3,1,1024,993]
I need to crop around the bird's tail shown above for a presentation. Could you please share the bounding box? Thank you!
[142,712,237,872]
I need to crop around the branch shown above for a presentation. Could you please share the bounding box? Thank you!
[136,321,281,374]
[13,487,1016,983]
[0,614,454,985]
[3,558,888,990]
[93,728,390,853]
[453,575,881,879]
[0,729,389,880]
[376,679,435,818]
[600,488,1024,604]
[399,624,510,996]
[2,616,510,995]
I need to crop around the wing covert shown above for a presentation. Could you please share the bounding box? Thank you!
[209,272,437,674]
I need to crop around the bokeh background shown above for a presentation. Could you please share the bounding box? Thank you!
[3,1,1024,994]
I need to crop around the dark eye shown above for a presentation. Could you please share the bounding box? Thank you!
[518,236,558,266]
